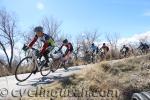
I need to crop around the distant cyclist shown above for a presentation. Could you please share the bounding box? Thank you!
[89,43,99,62]
[58,39,73,70]
[120,45,129,57]
[25,26,55,68]
[100,43,109,54]
[138,42,149,54]
[90,43,99,54]
[99,43,109,60]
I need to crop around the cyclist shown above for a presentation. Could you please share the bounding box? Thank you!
[138,42,149,53]
[100,43,109,54]
[120,45,129,57]
[90,43,99,54]
[25,26,55,68]
[58,39,73,70]
[99,43,109,60]
[89,43,99,62]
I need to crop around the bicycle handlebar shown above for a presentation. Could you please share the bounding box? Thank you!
[31,48,39,51]
[23,44,39,52]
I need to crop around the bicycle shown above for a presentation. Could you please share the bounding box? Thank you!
[91,51,97,63]
[99,48,106,61]
[15,44,62,82]
[83,50,95,64]
[49,54,67,72]
[119,48,128,58]
[136,47,148,55]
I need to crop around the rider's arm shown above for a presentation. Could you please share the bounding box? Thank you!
[107,46,109,51]
[40,41,49,54]
[28,35,38,48]
[58,44,64,51]
[100,46,103,50]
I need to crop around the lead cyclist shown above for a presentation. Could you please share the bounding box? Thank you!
[23,26,55,70]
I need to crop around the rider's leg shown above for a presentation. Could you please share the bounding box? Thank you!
[125,51,127,57]
[103,51,107,60]
[60,58,68,70]
[43,49,50,67]
[43,46,54,67]
[61,52,72,70]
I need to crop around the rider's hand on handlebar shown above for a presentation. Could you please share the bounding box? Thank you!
[22,45,29,51]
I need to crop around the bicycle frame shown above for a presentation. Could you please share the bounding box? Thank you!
[26,46,65,72]
[26,48,41,71]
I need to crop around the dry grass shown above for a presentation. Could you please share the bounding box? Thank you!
[0,65,14,76]
[0,63,38,77]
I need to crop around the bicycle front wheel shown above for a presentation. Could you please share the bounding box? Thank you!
[50,59,61,72]
[15,56,36,82]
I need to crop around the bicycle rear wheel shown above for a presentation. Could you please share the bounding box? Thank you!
[15,56,35,82]
[40,61,51,76]
[50,59,61,72]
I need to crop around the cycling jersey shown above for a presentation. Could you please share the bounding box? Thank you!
[121,46,129,52]
[101,45,109,52]
[140,43,149,50]
[29,33,55,54]
[91,45,97,52]
[59,42,73,56]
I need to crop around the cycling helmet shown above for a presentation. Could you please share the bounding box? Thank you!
[34,26,43,32]
[63,39,68,43]
[92,43,94,46]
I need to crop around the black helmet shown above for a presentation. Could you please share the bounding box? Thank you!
[92,43,94,46]
[140,42,143,44]
[34,26,43,32]
[103,43,105,45]
[63,39,68,43]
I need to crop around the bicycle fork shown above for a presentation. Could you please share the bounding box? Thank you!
[31,54,40,74]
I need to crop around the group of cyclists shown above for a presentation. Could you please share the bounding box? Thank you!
[89,41,150,60]
[24,26,150,70]
[91,43,109,54]
[120,42,150,58]
[137,42,149,54]
[89,43,109,61]
[15,26,150,82]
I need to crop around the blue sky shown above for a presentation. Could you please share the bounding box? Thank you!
[1,0,150,41]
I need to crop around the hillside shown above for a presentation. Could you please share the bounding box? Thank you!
[22,54,150,100]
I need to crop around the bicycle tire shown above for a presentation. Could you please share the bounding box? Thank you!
[15,56,35,82]
[40,64,51,76]
[50,59,61,72]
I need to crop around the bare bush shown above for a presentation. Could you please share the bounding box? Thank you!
[105,32,120,59]
[0,9,17,69]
